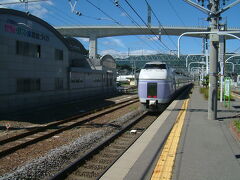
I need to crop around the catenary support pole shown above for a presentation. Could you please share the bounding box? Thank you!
[184,0,240,120]
[219,35,225,102]
[208,0,219,120]
[205,37,209,74]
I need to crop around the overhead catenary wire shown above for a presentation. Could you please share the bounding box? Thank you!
[68,0,171,54]
[85,0,163,54]
[124,0,174,53]
[44,4,83,25]
[110,0,165,53]
[167,0,187,26]
[50,1,119,24]
[0,0,49,5]
[0,3,74,26]
[35,4,81,26]
[2,2,97,52]
[32,2,109,53]
[109,0,171,53]
[167,0,203,54]
[47,4,111,25]
[85,0,121,25]
[1,1,117,55]
[3,0,172,55]
[143,0,177,49]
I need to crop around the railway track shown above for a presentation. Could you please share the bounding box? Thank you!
[0,84,193,179]
[50,111,158,180]
[49,85,193,180]
[0,96,138,158]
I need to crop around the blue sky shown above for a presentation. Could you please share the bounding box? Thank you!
[1,0,240,57]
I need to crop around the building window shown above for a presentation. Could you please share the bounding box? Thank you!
[55,78,64,90]
[55,49,63,60]
[16,40,41,58]
[17,78,41,92]
[71,79,83,83]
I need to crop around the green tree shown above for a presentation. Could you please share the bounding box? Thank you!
[203,75,209,87]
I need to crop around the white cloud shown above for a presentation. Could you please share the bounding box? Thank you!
[100,49,159,58]
[148,36,160,41]
[100,49,119,54]
[0,0,17,8]
[100,49,135,59]
[0,0,54,18]
[130,49,159,56]
[102,37,126,48]
[120,12,127,17]
[140,35,160,41]
[45,0,54,6]
[29,4,48,18]
[77,37,89,42]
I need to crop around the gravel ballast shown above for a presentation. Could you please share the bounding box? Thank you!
[0,106,144,180]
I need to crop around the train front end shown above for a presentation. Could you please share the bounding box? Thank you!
[138,62,175,111]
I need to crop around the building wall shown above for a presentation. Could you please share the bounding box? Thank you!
[0,11,116,113]
[70,69,115,90]
[0,14,69,95]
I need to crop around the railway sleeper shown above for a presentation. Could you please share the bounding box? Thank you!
[98,152,119,158]
[69,170,99,179]
[113,142,130,146]
[82,163,108,170]
[108,144,126,149]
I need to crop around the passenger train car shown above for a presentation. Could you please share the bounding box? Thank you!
[138,62,191,111]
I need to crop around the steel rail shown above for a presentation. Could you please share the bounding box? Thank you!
[0,98,139,158]
[50,84,193,180]
[49,111,149,180]
[0,96,138,146]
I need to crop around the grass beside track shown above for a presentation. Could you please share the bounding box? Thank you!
[200,87,240,132]
[234,120,240,132]
[199,87,234,101]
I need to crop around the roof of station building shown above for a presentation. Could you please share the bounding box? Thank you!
[64,37,88,55]
[0,8,70,48]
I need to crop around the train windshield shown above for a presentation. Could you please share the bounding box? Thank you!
[144,64,166,69]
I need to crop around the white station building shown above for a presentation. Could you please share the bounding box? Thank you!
[0,8,116,113]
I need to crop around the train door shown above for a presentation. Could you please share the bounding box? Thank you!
[147,83,157,98]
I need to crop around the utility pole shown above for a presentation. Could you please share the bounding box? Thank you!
[147,3,152,28]
[184,0,240,120]
[208,0,219,120]
[205,37,209,74]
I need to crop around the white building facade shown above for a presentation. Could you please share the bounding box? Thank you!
[0,9,116,113]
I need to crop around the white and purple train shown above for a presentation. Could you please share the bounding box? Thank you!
[138,61,191,111]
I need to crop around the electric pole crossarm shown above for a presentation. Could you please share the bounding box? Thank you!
[184,0,212,14]
[178,31,240,58]
[216,0,240,15]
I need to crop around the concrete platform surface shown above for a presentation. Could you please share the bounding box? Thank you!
[100,86,240,180]
[100,91,185,180]
[173,87,240,180]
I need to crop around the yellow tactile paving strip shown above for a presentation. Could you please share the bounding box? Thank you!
[151,98,189,180]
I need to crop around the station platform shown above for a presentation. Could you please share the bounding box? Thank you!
[100,86,240,180]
